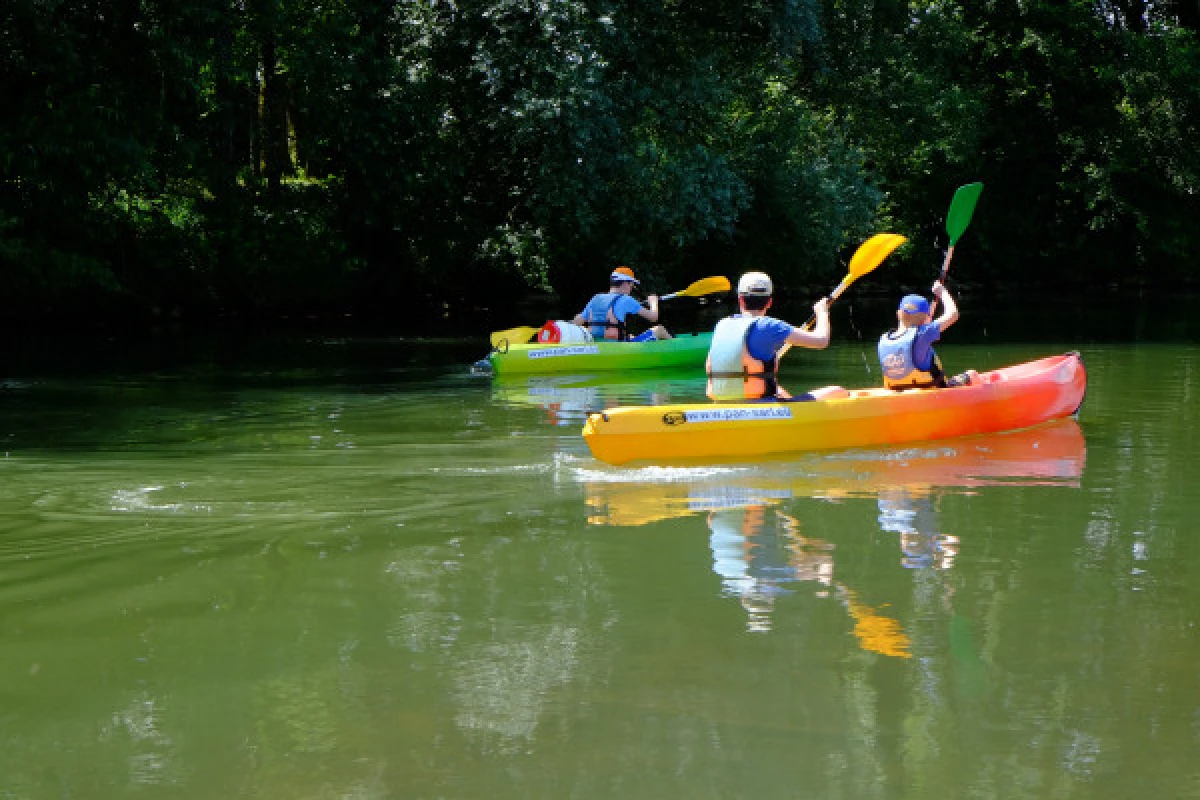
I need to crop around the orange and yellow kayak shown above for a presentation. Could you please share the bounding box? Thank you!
[582,352,1086,465]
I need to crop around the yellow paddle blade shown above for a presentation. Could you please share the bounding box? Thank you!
[847,233,907,282]
[662,275,731,300]
[489,326,539,349]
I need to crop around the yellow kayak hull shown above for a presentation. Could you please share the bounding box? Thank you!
[582,353,1087,465]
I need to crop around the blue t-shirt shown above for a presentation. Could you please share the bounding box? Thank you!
[908,322,942,371]
[744,316,796,364]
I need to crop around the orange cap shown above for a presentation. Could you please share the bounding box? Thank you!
[610,266,639,284]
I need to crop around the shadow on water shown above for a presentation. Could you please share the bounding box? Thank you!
[0,335,492,454]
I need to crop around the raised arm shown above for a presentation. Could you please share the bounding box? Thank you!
[931,281,959,331]
[785,297,831,349]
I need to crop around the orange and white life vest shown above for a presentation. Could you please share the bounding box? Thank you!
[706,316,779,400]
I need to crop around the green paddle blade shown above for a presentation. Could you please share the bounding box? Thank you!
[946,182,983,246]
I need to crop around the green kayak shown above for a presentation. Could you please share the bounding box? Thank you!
[488,333,714,375]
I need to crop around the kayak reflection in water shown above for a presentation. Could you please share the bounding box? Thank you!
[877,487,960,570]
[706,505,911,657]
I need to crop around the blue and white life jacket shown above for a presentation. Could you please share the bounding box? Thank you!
[877,327,944,389]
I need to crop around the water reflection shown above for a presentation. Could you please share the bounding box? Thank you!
[582,419,1086,526]
[581,420,1086,650]
[708,504,913,654]
[490,372,707,426]
[708,505,833,627]
[878,488,960,570]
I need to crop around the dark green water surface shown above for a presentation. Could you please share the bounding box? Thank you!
[1,334,1198,798]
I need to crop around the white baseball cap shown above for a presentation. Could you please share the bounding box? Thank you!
[737,271,773,296]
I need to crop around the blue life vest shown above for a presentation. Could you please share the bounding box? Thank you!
[877,327,944,389]
[582,293,628,340]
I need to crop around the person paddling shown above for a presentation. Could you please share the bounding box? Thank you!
[706,272,831,401]
[877,281,974,389]
[572,267,671,342]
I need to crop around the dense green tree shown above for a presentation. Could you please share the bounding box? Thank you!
[805,0,1200,291]
[1,0,1197,328]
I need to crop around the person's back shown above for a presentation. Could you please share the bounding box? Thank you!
[706,272,830,401]
[573,266,670,342]
[878,280,972,389]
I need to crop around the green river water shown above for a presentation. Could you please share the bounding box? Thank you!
[1,328,1198,798]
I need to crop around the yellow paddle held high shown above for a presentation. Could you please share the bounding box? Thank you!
[776,233,907,361]
[797,232,908,332]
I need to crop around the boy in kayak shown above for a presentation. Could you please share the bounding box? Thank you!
[706,271,832,401]
[878,281,975,389]
[572,267,671,342]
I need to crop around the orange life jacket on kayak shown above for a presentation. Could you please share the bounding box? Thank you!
[706,316,784,400]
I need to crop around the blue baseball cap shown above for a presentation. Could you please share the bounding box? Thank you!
[899,294,930,315]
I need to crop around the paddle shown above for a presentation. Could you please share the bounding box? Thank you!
[660,275,731,301]
[489,325,540,349]
[930,182,983,315]
[800,232,909,331]
[776,233,906,361]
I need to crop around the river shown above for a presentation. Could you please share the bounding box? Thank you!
[1,329,1197,798]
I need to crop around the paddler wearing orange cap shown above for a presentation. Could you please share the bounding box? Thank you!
[571,266,672,342]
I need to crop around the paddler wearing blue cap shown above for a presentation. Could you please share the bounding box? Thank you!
[878,281,975,389]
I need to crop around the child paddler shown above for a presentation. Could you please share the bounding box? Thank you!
[877,281,975,389]
[705,272,832,401]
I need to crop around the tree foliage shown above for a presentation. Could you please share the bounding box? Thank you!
[1,0,1197,327]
